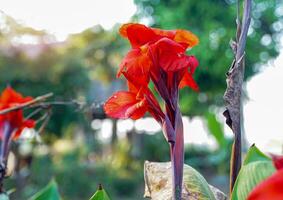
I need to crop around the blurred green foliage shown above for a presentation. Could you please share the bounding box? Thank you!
[6,132,231,199]
[134,0,282,115]
[0,1,282,199]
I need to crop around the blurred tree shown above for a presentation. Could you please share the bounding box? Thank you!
[134,0,283,115]
[0,13,90,136]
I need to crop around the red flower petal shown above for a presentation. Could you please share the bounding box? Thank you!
[271,154,283,170]
[150,38,191,72]
[152,28,199,48]
[127,81,139,93]
[0,86,33,106]
[247,169,283,200]
[104,91,147,120]
[12,119,35,139]
[151,28,175,39]
[120,23,199,49]
[173,29,199,48]
[119,23,158,48]
[118,47,151,86]
[0,86,34,140]
[187,56,199,74]
[179,71,199,91]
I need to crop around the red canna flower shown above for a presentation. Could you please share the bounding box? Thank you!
[0,86,35,140]
[247,155,283,200]
[104,23,199,200]
[119,23,199,49]
[118,23,199,91]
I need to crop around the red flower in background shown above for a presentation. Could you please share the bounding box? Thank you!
[248,155,283,200]
[0,86,35,140]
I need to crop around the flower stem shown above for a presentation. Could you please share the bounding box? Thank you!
[169,109,184,200]
[0,122,12,192]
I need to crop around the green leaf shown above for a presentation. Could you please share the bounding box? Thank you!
[205,112,226,148]
[183,165,216,200]
[243,144,271,165]
[29,180,61,200]
[89,184,110,200]
[231,145,276,200]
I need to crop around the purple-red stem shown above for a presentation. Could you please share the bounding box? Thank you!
[0,122,12,192]
[168,109,184,200]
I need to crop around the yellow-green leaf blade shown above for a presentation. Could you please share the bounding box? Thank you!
[29,180,61,200]
[89,185,110,200]
[231,145,276,200]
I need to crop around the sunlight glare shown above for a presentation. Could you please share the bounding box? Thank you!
[0,0,136,41]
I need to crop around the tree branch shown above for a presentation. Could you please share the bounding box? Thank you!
[0,93,53,115]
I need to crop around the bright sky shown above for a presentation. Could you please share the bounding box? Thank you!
[0,0,136,40]
[244,52,283,154]
[1,0,283,154]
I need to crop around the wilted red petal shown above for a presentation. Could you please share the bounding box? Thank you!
[119,23,158,48]
[247,169,283,200]
[179,71,199,91]
[118,47,151,86]
[271,154,283,170]
[104,91,147,120]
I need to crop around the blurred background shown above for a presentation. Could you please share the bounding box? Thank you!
[0,0,282,199]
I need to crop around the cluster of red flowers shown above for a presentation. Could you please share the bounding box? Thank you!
[104,23,199,124]
[0,86,35,140]
[248,155,283,200]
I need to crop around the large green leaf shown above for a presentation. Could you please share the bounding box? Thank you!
[183,165,216,200]
[205,112,226,148]
[243,144,271,165]
[29,180,61,200]
[231,145,276,200]
[89,185,110,200]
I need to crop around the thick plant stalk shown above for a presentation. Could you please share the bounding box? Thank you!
[166,75,184,200]
[169,108,184,200]
[223,0,251,193]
